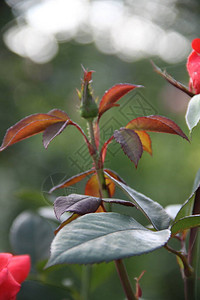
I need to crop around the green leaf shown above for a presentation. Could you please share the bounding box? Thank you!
[174,169,200,222]
[46,213,170,266]
[173,196,194,223]
[185,94,200,132]
[10,211,54,266]
[171,215,200,236]
[192,168,200,193]
[105,172,171,230]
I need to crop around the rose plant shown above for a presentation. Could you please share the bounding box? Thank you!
[0,253,30,300]
[1,39,200,299]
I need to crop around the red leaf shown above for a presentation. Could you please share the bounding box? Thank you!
[47,109,70,120]
[113,128,143,167]
[85,173,115,197]
[98,84,142,120]
[49,169,95,193]
[126,115,189,141]
[0,109,69,151]
[134,130,152,155]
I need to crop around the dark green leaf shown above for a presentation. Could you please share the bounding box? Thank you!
[54,194,101,219]
[10,211,54,266]
[171,215,200,236]
[113,128,143,167]
[105,172,171,230]
[46,213,170,266]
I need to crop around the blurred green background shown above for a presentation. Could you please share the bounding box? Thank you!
[1,0,200,299]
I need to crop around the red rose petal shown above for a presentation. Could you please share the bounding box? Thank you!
[192,38,200,54]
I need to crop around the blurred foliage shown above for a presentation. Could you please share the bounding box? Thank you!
[1,0,200,299]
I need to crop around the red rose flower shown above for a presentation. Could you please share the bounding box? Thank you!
[0,253,31,300]
[187,38,200,94]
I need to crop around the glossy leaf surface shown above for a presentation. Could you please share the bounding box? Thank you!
[126,115,189,141]
[46,212,171,266]
[114,128,143,167]
[105,172,171,230]
[98,84,141,119]
[171,215,200,236]
[0,110,69,151]
[49,169,95,193]
[185,94,200,132]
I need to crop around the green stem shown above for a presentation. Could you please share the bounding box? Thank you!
[81,265,92,300]
[87,119,136,300]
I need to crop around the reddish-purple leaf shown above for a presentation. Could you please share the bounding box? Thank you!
[103,198,135,207]
[0,109,69,151]
[43,120,70,149]
[54,194,101,220]
[98,83,142,120]
[49,169,95,193]
[114,128,143,167]
[126,115,189,141]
